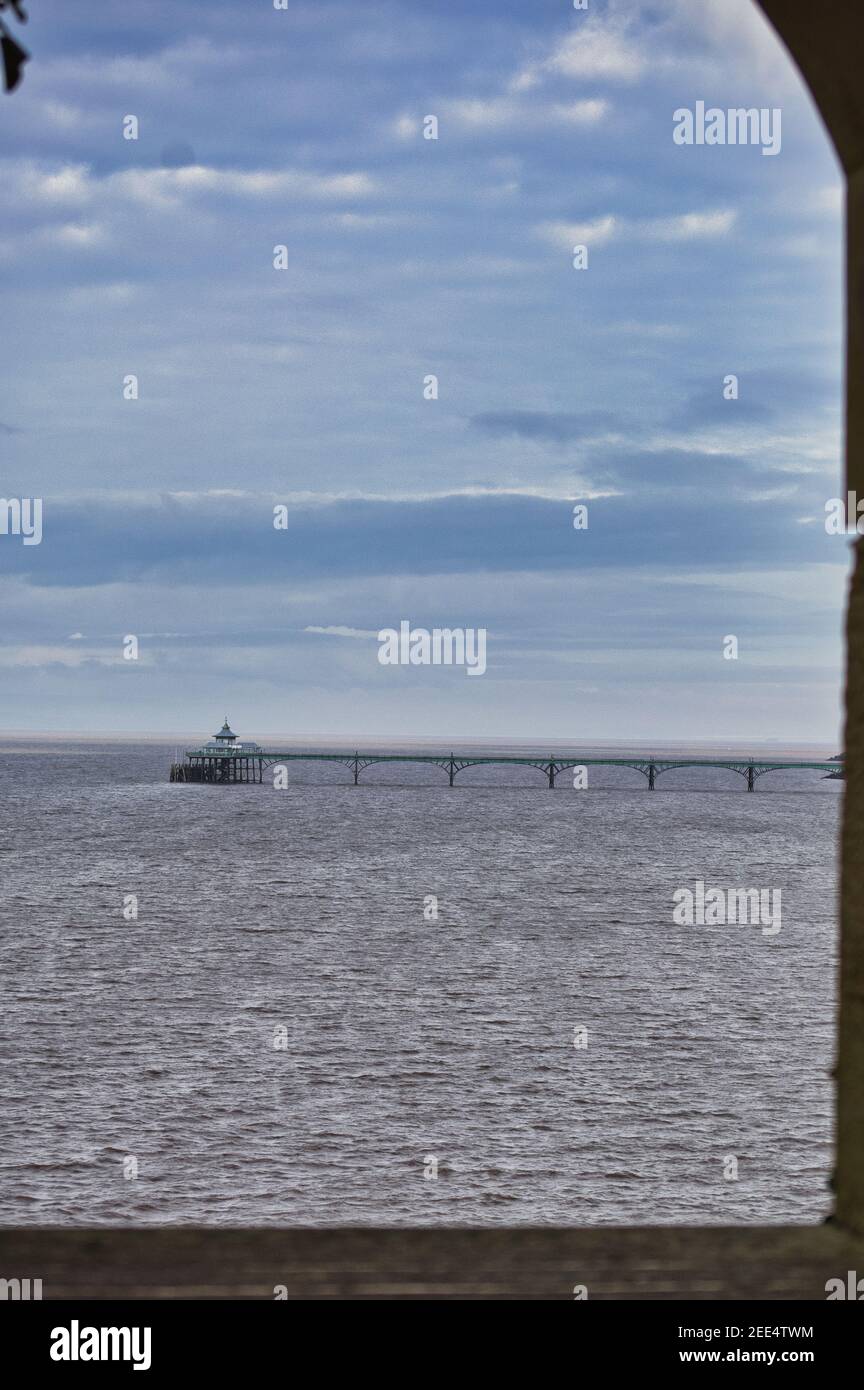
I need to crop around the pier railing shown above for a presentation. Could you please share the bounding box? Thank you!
[170,750,844,790]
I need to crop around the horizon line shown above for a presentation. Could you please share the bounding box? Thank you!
[0,728,843,751]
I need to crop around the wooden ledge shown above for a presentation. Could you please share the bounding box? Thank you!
[2,1224,863,1299]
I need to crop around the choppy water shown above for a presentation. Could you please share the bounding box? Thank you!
[0,738,840,1226]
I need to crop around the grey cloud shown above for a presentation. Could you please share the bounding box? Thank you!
[470,410,620,443]
[0,486,840,590]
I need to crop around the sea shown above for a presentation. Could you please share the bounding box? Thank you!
[0,735,840,1227]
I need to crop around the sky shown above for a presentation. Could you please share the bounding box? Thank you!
[0,0,848,743]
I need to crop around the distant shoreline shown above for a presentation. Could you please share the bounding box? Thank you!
[0,729,842,759]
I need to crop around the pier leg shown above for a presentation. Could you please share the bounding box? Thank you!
[449,755,456,788]
[747,765,755,792]
[648,763,656,790]
[353,753,360,786]
[548,762,556,789]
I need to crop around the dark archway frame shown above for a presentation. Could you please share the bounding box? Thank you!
[756,0,864,1245]
[2,0,863,1297]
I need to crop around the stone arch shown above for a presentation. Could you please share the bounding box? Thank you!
[758,0,864,1233]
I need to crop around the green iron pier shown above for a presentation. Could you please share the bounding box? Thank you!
[169,721,844,791]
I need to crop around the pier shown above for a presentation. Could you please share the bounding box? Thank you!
[169,721,844,791]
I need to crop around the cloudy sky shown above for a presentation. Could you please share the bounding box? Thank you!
[0,0,847,742]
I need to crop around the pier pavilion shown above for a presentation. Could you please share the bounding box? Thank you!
[170,718,265,783]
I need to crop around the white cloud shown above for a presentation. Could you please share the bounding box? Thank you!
[662,0,800,89]
[330,212,409,231]
[40,36,271,94]
[512,0,797,100]
[536,215,618,250]
[550,99,609,125]
[14,162,92,206]
[536,208,735,252]
[305,625,378,639]
[546,27,646,81]
[0,645,122,668]
[513,22,646,91]
[447,98,519,129]
[42,221,107,248]
[114,165,377,206]
[780,234,827,260]
[815,186,843,214]
[642,209,737,240]
[445,96,607,133]
[3,160,378,214]
[391,114,419,140]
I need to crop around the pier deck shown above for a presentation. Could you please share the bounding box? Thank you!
[170,748,844,790]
